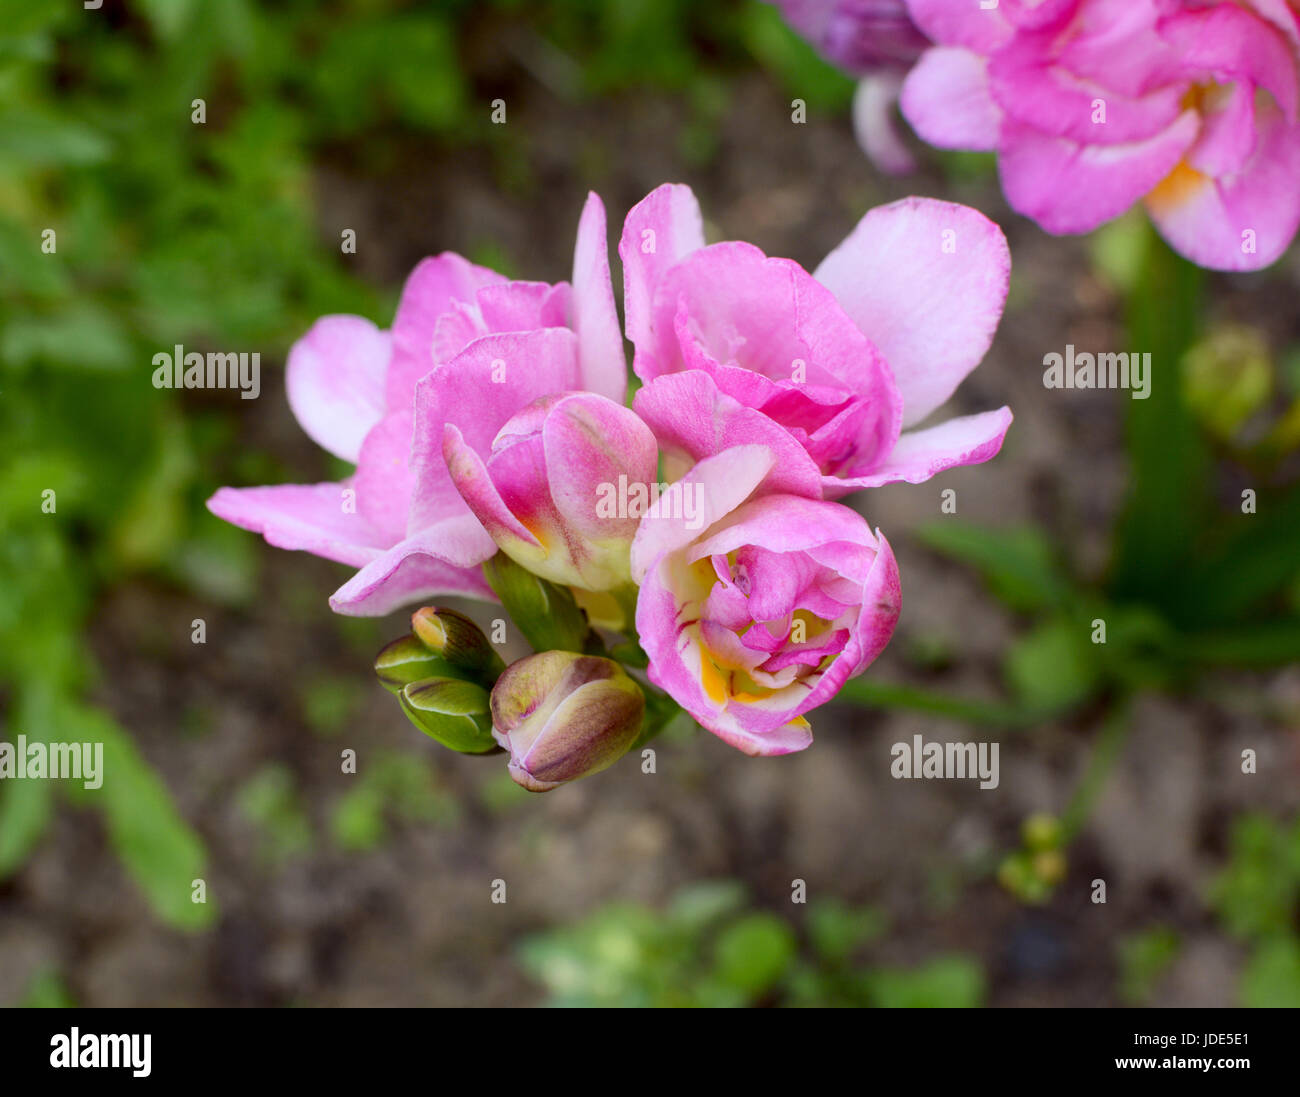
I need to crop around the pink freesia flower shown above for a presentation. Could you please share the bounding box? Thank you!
[631,443,900,756]
[768,0,932,173]
[621,183,1012,498]
[900,0,1300,270]
[207,193,625,614]
[443,391,659,591]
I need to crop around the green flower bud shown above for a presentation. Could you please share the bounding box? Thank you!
[411,607,505,682]
[374,635,473,693]
[1032,849,1067,887]
[482,552,591,655]
[490,651,644,792]
[399,677,498,754]
[1021,812,1063,853]
[1182,326,1272,441]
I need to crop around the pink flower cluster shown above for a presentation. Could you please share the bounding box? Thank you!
[772,0,1300,271]
[210,186,1011,756]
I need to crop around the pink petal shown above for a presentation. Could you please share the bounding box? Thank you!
[542,393,659,541]
[571,192,628,404]
[633,371,825,498]
[997,109,1199,235]
[654,241,899,410]
[352,409,416,545]
[688,494,875,562]
[999,0,1078,30]
[474,280,570,333]
[387,253,507,411]
[327,518,496,617]
[634,564,815,757]
[1145,104,1300,271]
[987,31,1187,146]
[1244,0,1300,49]
[906,0,1012,52]
[629,444,779,585]
[442,423,543,553]
[852,73,919,174]
[1159,5,1299,124]
[285,316,390,463]
[813,197,1010,428]
[839,406,1013,489]
[1185,82,1258,178]
[618,183,705,375]
[900,47,1001,151]
[206,482,386,568]
[407,328,582,532]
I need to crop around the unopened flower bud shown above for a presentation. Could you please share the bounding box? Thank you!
[490,652,644,792]
[374,635,473,693]
[399,677,498,754]
[1021,812,1063,853]
[411,607,505,682]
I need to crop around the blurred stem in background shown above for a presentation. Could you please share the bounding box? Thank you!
[842,218,1300,903]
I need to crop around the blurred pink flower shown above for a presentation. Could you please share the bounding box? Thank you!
[631,444,900,756]
[768,0,931,172]
[208,193,625,614]
[621,184,1012,499]
[900,0,1300,270]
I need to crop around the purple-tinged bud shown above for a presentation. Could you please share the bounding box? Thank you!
[490,652,645,792]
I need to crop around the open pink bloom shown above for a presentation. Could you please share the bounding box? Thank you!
[621,184,1011,498]
[901,0,1300,270]
[632,444,900,756]
[208,193,625,615]
[768,0,932,173]
[444,391,659,591]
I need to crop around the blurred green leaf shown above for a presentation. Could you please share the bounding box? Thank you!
[1179,619,1300,666]
[1004,618,1102,714]
[1211,814,1300,941]
[712,914,797,997]
[742,3,855,112]
[1184,484,1300,626]
[87,709,216,930]
[2,304,133,372]
[867,955,985,1008]
[807,899,887,964]
[0,112,110,166]
[0,766,54,879]
[18,968,76,1008]
[1117,926,1180,1005]
[1241,937,1300,1008]
[666,880,748,933]
[135,0,202,42]
[237,763,313,866]
[916,522,1069,614]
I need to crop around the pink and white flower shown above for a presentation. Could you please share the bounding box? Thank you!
[900,0,1300,270]
[632,443,900,756]
[621,184,1012,499]
[207,193,625,614]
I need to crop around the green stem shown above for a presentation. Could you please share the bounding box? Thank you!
[837,678,1055,730]
[612,583,640,644]
[631,682,687,750]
